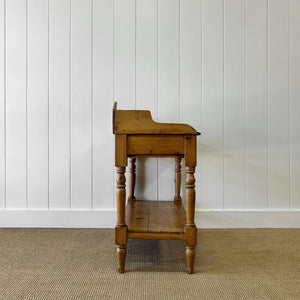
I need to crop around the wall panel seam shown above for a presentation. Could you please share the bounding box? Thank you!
[135,0,137,109]
[178,0,181,123]
[289,0,291,211]
[47,0,50,210]
[222,0,225,210]
[200,0,203,209]
[69,0,72,210]
[245,0,247,209]
[267,0,269,210]
[91,0,94,210]
[3,0,6,209]
[156,0,159,201]
[112,0,115,209]
[25,0,28,209]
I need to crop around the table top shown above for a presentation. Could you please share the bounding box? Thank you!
[113,102,200,136]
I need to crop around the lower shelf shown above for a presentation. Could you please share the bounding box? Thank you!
[125,200,187,240]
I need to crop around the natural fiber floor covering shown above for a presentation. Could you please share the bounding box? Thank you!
[0,229,299,300]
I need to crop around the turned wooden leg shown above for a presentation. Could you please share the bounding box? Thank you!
[115,166,128,273]
[185,246,195,274]
[185,166,197,274]
[174,157,182,202]
[128,157,136,201]
[116,246,127,273]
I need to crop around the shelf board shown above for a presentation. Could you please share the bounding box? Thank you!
[125,200,187,240]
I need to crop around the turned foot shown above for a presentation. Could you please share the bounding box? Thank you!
[116,246,127,273]
[185,246,195,274]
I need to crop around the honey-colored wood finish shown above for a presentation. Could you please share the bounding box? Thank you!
[128,157,136,200]
[113,102,199,135]
[174,157,182,202]
[127,135,184,156]
[126,200,186,235]
[113,102,200,274]
[115,166,127,273]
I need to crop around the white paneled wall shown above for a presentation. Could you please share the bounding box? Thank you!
[27,0,49,209]
[246,0,268,210]
[0,0,4,209]
[135,0,158,201]
[49,0,71,210]
[202,0,224,210]
[0,0,299,228]
[5,0,27,209]
[291,0,300,210]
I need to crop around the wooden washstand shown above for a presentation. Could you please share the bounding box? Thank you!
[113,102,200,274]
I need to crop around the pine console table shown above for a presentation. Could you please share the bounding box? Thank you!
[113,102,200,274]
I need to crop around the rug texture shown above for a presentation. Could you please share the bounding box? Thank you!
[0,228,299,299]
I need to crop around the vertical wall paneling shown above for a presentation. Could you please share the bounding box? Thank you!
[158,0,180,123]
[1,0,299,220]
[27,0,49,209]
[0,0,5,208]
[180,0,202,129]
[71,0,93,209]
[135,0,158,200]
[224,0,246,210]
[114,0,135,206]
[268,0,290,209]
[93,0,114,209]
[49,0,70,209]
[246,0,268,209]
[5,0,27,208]
[114,0,135,109]
[291,0,300,209]
[180,0,202,208]
[158,0,180,201]
[201,0,224,210]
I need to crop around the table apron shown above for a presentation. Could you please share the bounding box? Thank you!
[127,135,184,156]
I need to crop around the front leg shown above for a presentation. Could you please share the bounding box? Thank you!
[115,166,127,273]
[185,166,197,274]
